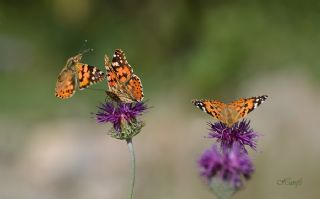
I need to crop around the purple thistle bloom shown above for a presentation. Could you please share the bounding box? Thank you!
[220,144,254,188]
[96,102,147,132]
[198,145,222,179]
[207,120,258,152]
[198,144,254,189]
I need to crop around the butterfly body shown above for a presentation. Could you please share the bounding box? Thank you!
[55,52,105,99]
[105,49,144,103]
[192,95,268,127]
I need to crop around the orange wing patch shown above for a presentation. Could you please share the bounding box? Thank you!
[112,49,133,83]
[128,75,144,102]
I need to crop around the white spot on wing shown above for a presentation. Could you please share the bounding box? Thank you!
[112,62,119,66]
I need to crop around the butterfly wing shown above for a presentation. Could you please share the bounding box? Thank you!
[127,74,144,102]
[55,67,77,99]
[111,49,133,83]
[228,95,268,120]
[76,63,105,90]
[105,54,118,90]
[192,99,227,122]
[105,54,130,102]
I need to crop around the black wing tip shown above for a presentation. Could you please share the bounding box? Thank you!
[259,95,268,101]
[250,95,268,101]
[191,99,204,107]
[191,99,198,104]
[252,95,268,106]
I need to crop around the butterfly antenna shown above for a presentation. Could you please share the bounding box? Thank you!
[78,40,94,56]
[78,40,88,53]
[81,48,94,56]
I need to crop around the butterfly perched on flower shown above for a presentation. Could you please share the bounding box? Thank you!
[55,49,105,99]
[192,95,268,127]
[105,49,144,103]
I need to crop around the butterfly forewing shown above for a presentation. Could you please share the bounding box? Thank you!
[111,49,133,83]
[105,55,118,90]
[228,95,268,118]
[77,63,105,90]
[192,99,227,122]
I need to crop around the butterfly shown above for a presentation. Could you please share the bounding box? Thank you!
[192,95,268,127]
[55,49,105,99]
[105,49,144,103]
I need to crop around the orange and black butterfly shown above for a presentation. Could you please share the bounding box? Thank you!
[55,49,105,99]
[192,95,268,127]
[105,49,144,103]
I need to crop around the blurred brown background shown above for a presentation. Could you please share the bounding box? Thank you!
[1,0,320,198]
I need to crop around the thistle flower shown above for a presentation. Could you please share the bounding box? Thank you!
[95,99,148,198]
[198,144,254,190]
[207,120,258,152]
[220,144,254,188]
[95,101,147,140]
[198,145,222,179]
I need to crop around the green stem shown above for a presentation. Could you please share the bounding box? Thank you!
[126,138,135,199]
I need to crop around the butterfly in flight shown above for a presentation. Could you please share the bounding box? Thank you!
[105,49,144,103]
[192,95,268,127]
[55,49,105,99]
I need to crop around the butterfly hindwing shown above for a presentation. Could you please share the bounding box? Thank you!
[127,74,144,102]
[105,90,122,102]
[55,68,77,99]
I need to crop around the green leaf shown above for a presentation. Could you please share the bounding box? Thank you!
[210,177,236,199]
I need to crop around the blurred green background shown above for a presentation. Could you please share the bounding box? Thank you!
[1,0,320,198]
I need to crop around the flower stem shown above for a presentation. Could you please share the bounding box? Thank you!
[126,138,135,199]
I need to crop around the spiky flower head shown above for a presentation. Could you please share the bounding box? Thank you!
[207,120,258,152]
[95,101,147,140]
